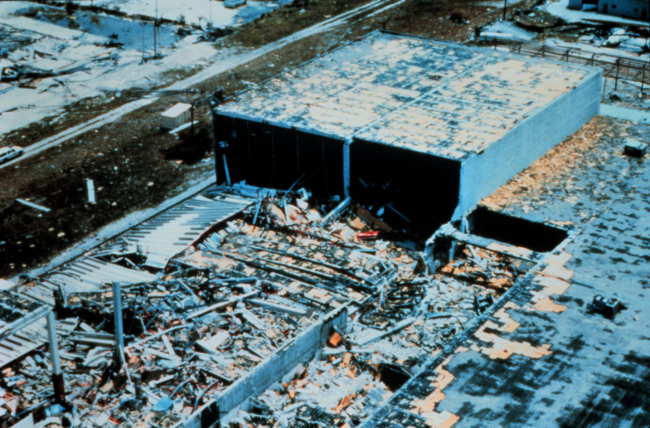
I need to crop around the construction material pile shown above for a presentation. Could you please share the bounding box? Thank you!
[218,195,523,427]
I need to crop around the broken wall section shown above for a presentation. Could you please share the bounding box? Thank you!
[215,306,347,417]
[213,115,346,197]
[350,139,462,241]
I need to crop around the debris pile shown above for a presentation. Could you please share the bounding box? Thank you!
[194,194,527,427]
[439,244,530,292]
[230,353,392,428]
[1,186,538,428]
[3,271,326,428]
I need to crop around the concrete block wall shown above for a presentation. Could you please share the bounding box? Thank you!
[174,307,348,428]
[455,68,603,218]
[214,306,348,418]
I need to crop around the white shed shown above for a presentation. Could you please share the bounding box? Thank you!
[161,103,192,130]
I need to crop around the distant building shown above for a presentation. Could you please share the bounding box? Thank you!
[569,0,649,21]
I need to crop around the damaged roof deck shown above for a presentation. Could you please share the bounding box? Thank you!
[49,271,343,428]
[212,31,602,236]
[0,185,434,428]
[0,178,545,428]
[361,116,650,427]
[217,30,597,160]
[4,28,645,428]
[220,229,541,427]
[1,189,351,428]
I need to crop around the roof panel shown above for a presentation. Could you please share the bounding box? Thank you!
[218,31,596,158]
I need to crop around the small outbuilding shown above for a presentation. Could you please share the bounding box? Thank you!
[161,103,192,130]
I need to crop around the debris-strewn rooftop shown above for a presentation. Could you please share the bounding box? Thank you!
[3,21,649,428]
[6,111,650,428]
[361,116,650,427]
[218,31,594,159]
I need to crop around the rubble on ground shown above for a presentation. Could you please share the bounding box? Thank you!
[1,186,532,428]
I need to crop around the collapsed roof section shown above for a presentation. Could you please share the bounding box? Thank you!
[0,291,51,369]
[98,194,252,270]
[1,181,548,428]
[213,31,602,238]
[218,216,547,427]
[17,191,252,306]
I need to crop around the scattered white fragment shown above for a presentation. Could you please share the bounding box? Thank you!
[168,121,199,134]
[87,179,96,204]
[16,199,50,213]
[94,413,109,427]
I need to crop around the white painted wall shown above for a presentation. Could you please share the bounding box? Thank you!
[455,67,603,219]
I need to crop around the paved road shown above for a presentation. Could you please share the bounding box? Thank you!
[0,0,395,171]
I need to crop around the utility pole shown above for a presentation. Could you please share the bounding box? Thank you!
[154,0,158,59]
[47,311,66,406]
[112,282,125,372]
[142,23,145,62]
[503,0,507,20]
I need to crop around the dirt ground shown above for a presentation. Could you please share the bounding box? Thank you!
[0,100,214,275]
[0,0,530,278]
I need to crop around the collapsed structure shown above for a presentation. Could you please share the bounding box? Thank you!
[7,29,649,428]
[1,183,537,428]
[211,31,601,240]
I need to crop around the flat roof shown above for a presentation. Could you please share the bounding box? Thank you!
[364,115,650,426]
[217,31,596,159]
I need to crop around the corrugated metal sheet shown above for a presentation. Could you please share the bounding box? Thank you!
[0,291,50,369]
[0,318,46,369]
[17,192,251,304]
[119,195,251,269]
[42,257,157,292]
[23,258,157,304]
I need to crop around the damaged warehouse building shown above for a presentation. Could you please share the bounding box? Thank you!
[1,185,525,428]
[211,31,601,242]
[7,29,650,428]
